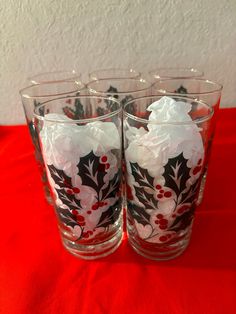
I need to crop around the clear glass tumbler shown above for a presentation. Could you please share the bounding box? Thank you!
[28,70,82,84]
[34,95,123,259]
[20,81,85,203]
[87,78,152,107]
[89,68,141,80]
[149,67,204,82]
[152,78,223,204]
[123,95,214,260]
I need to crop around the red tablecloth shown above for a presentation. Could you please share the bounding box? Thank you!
[1,108,236,314]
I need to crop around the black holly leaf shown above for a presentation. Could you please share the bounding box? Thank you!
[106,85,119,99]
[101,170,121,201]
[163,153,191,198]
[180,178,201,205]
[133,185,158,210]
[96,199,121,228]
[28,120,41,154]
[97,107,106,116]
[74,96,85,119]
[169,206,195,232]
[47,164,73,189]
[130,162,155,189]
[77,151,106,194]
[55,188,82,210]
[175,85,188,94]
[120,95,134,107]
[56,206,78,228]
[128,202,151,226]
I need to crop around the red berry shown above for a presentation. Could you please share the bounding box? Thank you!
[101,156,108,163]
[154,220,159,224]
[87,210,92,214]
[66,189,73,195]
[80,222,86,226]
[105,163,110,170]
[159,236,168,242]
[92,203,99,210]
[160,189,164,193]
[157,194,163,198]
[99,201,104,207]
[164,191,172,198]
[87,230,93,235]
[72,187,80,193]
[77,215,85,222]
[156,214,163,219]
[83,232,89,238]
[104,202,108,206]
[72,210,78,216]
[159,225,167,230]
[159,219,168,225]
[156,184,162,190]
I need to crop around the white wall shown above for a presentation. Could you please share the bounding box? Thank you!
[0,0,236,124]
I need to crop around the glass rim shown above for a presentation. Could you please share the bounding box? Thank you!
[34,95,122,124]
[87,78,152,95]
[123,95,214,125]
[152,77,223,95]
[89,67,140,78]
[19,81,85,99]
[28,70,81,84]
[149,67,204,79]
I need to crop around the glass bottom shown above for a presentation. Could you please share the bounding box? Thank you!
[127,227,191,261]
[61,228,123,260]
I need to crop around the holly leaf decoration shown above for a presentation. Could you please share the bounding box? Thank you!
[175,85,188,94]
[180,178,200,204]
[47,164,73,189]
[77,151,106,194]
[106,85,119,99]
[133,185,158,210]
[96,199,121,228]
[163,153,191,198]
[55,188,82,210]
[120,95,136,114]
[128,202,151,226]
[130,162,155,189]
[169,206,195,232]
[56,206,78,228]
[97,107,106,116]
[101,170,121,200]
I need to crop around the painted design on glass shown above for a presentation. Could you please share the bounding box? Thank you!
[47,151,121,241]
[127,153,202,243]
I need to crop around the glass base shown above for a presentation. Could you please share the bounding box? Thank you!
[62,229,123,260]
[128,230,191,261]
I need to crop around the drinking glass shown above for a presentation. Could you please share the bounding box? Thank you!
[89,68,141,81]
[123,95,214,260]
[87,78,152,108]
[20,81,84,203]
[28,70,82,84]
[34,95,123,259]
[152,78,223,204]
[149,68,204,82]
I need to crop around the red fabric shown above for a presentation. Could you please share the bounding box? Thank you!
[1,108,236,314]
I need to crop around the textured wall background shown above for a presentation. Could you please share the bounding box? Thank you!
[0,0,236,124]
